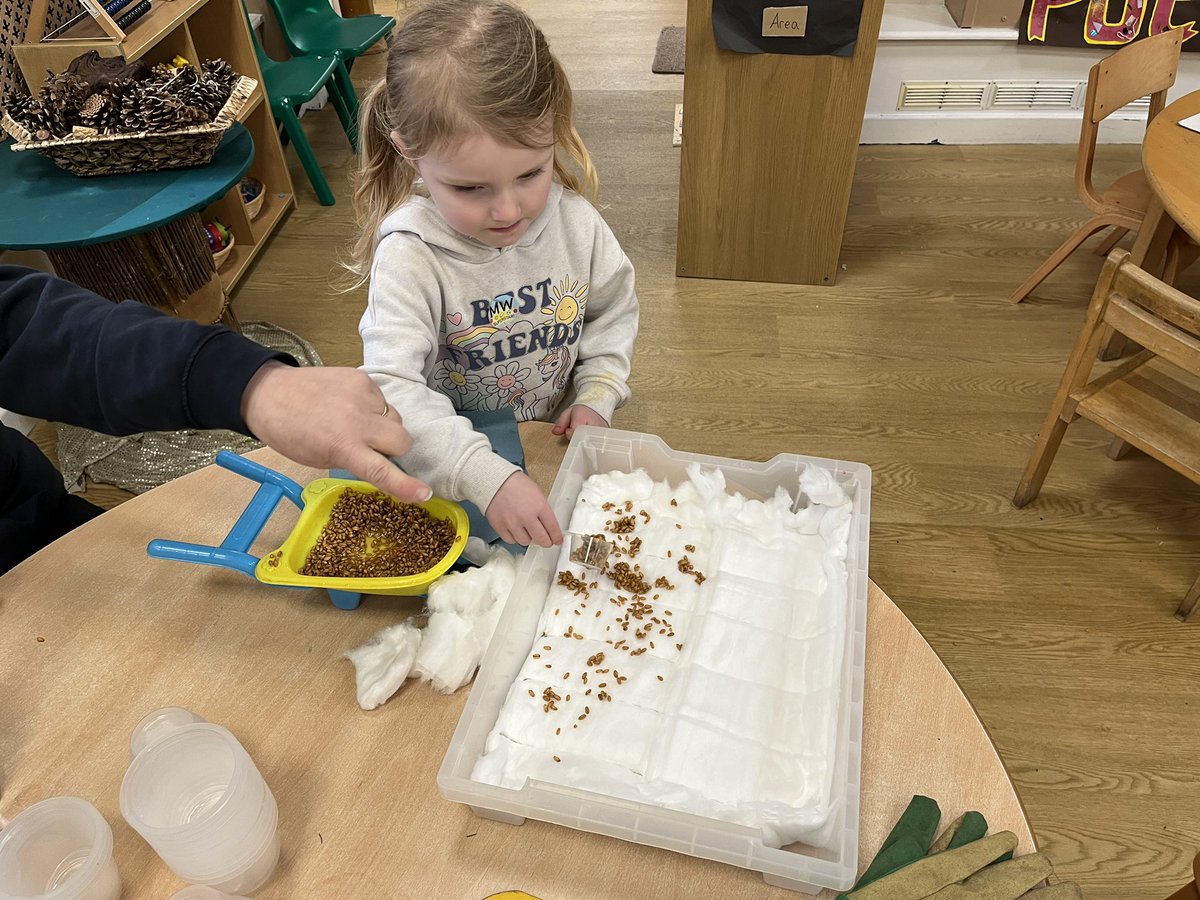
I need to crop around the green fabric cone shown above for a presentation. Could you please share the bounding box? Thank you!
[840,796,942,897]
[844,832,1019,899]
[929,811,989,854]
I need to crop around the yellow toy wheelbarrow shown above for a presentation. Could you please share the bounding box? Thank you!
[147,450,469,610]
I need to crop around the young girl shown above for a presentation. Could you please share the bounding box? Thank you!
[351,0,639,550]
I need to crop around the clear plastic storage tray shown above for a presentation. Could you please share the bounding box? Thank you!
[438,427,871,894]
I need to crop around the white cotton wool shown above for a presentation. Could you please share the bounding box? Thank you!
[346,550,518,706]
[413,611,478,693]
[344,620,423,710]
[413,550,517,694]
[472,465,856,849]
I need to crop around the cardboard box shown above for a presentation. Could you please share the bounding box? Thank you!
[945,0,1024,28]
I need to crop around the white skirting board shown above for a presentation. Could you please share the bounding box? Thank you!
[861,0,1200,144]
[669,3,1199,146]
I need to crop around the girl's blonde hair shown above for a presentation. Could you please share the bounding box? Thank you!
[349,0,597,279]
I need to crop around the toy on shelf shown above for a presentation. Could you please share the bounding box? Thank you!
[240,176,265,219]
[203,220,234,268]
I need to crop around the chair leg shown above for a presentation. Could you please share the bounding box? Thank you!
[337,61,360,120]
[277,106,336,206]
[1106,436,1133,460]
[326,67,359,153]
[1097,327,1135,361]
[1163,236,1200,286]
[1175,572,1200,622]
[1013,414,1072,508]
[1009,217,1115,304]
[1093,227,1127,256]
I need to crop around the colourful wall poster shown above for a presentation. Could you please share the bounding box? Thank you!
[1018,0,1198,49]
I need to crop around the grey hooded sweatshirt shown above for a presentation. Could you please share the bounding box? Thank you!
[360,182,639,514]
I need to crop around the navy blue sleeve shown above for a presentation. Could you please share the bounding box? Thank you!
[0,265,296,436]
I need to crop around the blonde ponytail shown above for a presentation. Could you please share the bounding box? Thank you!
[347,79,417,283]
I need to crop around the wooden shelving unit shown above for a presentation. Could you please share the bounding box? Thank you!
[13,0,296,297]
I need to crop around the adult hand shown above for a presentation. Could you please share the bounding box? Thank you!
[240,362,432,503]
[551,404,608,439]
[485,471,563,548]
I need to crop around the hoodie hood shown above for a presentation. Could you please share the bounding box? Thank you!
[376,181,565,263]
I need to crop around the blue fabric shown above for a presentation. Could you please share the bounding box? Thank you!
[458,407,526,555]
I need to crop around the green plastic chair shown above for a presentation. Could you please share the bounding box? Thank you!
[264,0,394,66]
[263,0,396,117]
[245,9,358,206]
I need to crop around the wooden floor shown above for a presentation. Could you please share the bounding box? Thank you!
[32,1,1200,895]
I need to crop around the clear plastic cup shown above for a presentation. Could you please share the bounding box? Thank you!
[0,797,121,900]
[119,709,279,895]
[169,887,249,899]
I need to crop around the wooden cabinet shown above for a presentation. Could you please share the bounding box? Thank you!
[12,0,296,294]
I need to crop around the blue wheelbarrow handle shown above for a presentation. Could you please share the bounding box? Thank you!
[147,451,306,580]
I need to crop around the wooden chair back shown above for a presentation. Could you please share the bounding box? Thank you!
[1102,252,1200,371]
[1076,28,1184,211]
[1050,249,1200,428]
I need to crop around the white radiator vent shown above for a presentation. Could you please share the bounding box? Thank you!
[897,80,1091,112]
[989,81,1082,110]
[1119,95,1152,116]
[898,80,988,110]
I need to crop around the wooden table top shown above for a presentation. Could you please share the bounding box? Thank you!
[1144,91,1200,244]
[0,423,1034,898]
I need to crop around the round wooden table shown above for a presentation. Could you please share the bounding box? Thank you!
[0,424,1034,898]
[1129,91,1200,268]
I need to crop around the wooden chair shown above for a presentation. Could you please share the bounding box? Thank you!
[1009,28,1185,304]
[1013,249,1200,619]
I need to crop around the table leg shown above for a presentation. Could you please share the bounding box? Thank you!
[1098,196,1177,360]
[46,212,237,329]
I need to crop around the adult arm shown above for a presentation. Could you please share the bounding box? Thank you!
[0,266,430,502]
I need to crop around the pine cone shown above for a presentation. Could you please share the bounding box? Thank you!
[164,65,200,92]
[19,100,62,140]
[178,78,229,121]
[131,88,207,133]
[201,58,238,91]
[3,93,35,125]
[79,93,121,133]
[37,72,88,133]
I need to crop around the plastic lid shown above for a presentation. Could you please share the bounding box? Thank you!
[130,707,207,759]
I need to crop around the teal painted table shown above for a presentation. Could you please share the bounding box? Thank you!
[0,124,254,323]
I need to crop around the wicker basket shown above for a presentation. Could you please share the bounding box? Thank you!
[0,75,257,177]
[241,177,265,219]
[213,233,236,269]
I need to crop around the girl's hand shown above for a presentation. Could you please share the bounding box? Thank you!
[552,404,608,439]
[485,472,563,548]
